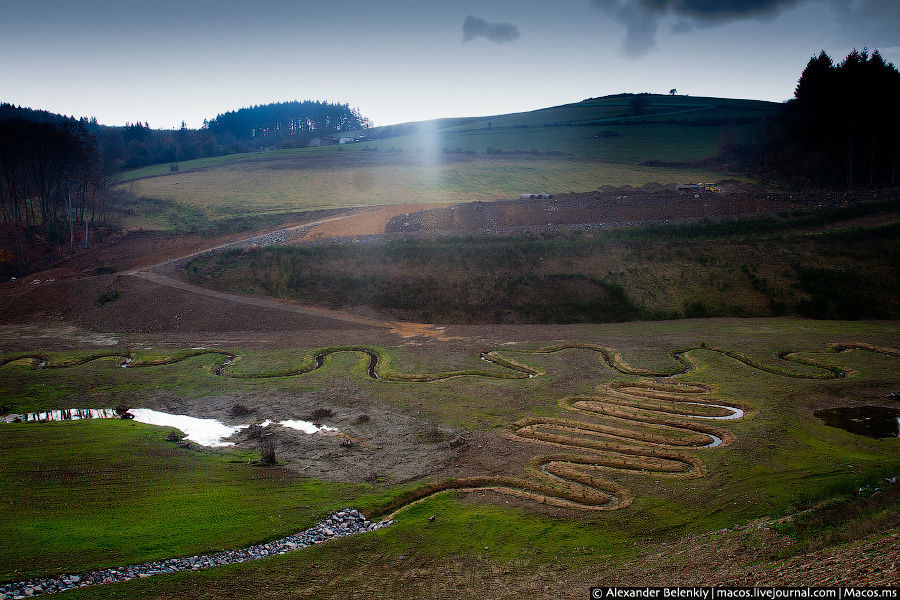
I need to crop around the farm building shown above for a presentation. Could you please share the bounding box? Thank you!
[519,193,554,200]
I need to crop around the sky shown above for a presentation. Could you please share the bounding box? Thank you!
[1,0,898,129]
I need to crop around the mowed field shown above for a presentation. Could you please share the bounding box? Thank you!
[124,152,721,223]
[0,319,898,597]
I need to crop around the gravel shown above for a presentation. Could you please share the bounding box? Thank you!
[0,509,392,599]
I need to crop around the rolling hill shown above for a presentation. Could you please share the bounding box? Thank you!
[116,94,776,230]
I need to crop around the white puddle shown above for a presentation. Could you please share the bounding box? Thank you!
[3,409,340,447]
[705,434,723,448]
[280,419,338,434]
[686,402,744,420]
[128,409,249,447]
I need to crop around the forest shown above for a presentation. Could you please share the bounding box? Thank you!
[723,49,900,186]
[0,100,369,171]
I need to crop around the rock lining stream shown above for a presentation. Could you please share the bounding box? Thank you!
[0,510,392,599]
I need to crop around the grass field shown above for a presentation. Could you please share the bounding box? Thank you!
[360,94,777,161]
[1,319,899,596]
[122,153,722,226]
[118,94,776,183]
[112,94,769,231]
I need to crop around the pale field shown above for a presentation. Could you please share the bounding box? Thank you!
[125,152,723,219]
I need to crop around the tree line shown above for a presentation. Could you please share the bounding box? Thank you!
[722,49,900,188]
[0,118,107,261]
[1,99,370,172]
[205,100,369,142]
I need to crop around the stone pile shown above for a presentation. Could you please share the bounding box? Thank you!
[238,226,308,249]
[0,509,392,599]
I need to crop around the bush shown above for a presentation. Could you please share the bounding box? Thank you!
[230,403,253,417]
[95,290,121,306]
[309,407,333,421]
[259,437,277,466]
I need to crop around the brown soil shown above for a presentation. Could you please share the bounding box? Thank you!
[148,377,465,484]
[0,271,385,337]
[299,204,453,241]
[385,182,813,234]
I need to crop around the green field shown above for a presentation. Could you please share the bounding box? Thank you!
[1,319,899,597]
[113,95,769,230]
[360,95,777,161]
[122,153,721,226]
[119,94,776,183]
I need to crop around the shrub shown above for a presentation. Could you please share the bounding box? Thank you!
[259,437,277,466]
[96,290,121,306]
[230,403,253,418]
[309,407,333,421]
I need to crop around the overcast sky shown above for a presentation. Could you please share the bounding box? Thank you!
[1,0,897,129]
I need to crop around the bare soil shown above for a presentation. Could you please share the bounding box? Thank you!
[385,181,817,234]
[298,204,452,241]
[147,377,465,484]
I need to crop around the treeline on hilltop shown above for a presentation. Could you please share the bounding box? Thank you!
[0,99,370,172]
[206,101,369,143]
[721,49,900,187]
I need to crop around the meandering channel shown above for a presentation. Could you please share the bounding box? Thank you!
[2,340,897,516]
[1,341,897,382]
[1,340,898,595]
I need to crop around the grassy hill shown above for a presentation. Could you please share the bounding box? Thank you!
[116,94,774,230]
[359,94,779,162]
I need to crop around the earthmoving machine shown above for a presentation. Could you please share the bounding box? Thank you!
[676,183,719,192]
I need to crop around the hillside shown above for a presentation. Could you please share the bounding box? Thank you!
[120,94,777,181]
[181,197,900,324]
[113,94,772,231]
[359,94,779,162]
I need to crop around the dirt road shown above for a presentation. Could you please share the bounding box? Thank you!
[126,207,455,339]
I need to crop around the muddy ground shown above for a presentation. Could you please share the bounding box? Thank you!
[143,377,466,484]
[384,181,827,234]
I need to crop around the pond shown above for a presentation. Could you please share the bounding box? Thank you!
[814,405,900,439]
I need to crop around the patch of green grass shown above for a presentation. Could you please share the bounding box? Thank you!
[0,420,369,580]
[123,152,723,224]
[95,290,121,306]
[1,319,898,592]
[772,480,900,556]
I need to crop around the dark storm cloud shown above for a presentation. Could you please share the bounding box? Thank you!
[592,0,804,56]
[462,15,521,44]
[829,0,900,47]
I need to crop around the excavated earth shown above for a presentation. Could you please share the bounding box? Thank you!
[2,186,899,589]
[145,379,466,484]
[385,181,824,234]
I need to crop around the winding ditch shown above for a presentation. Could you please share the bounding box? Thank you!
[1,340,898,595]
